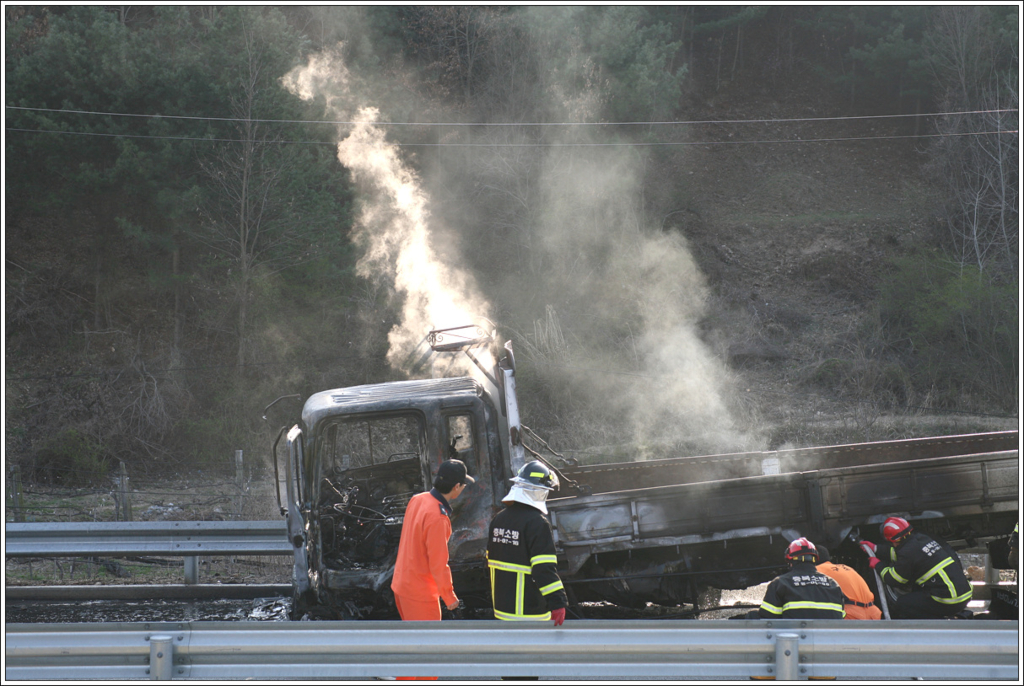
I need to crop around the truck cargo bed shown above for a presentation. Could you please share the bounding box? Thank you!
[548,432,1018,582]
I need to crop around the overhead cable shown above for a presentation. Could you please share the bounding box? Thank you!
[5,126,1017,147]
[6,104,1017,127]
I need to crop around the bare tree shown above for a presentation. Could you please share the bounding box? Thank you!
[196,18,298,370]
[411,6,500,101]
[927,7,1018,274]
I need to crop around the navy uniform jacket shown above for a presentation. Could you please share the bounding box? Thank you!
[877,531,972,605]
[486,502,568,620]
[759,562,845,619]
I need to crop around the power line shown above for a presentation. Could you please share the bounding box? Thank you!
[6,104,1017,127]
[5,126,1017,148]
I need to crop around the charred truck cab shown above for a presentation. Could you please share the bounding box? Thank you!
[280,327,521,618]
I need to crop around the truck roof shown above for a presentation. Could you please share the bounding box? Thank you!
[301,377,485,429]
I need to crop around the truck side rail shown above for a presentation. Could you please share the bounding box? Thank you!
[561,431,1018,495]
[550,449,1018,555]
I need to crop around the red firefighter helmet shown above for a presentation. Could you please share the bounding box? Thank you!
[881,516,913,545]
[785,537,819,564]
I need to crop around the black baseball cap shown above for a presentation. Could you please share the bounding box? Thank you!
[437,459,475,485]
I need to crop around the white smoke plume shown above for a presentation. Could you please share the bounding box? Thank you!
[282,49,491,374]
[283,33,760,456]
[513,144,758,454]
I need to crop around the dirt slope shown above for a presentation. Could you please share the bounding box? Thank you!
[654,82,1015,447]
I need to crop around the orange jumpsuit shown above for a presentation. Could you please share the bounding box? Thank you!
[391,489,458,617]
[817,560,883,619]
[390,489,458,680]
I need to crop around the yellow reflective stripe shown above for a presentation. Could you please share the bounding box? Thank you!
[539,580,564,595]
[489,566,496,607]
[932,589,973,604]
[915,556,953,585]
[936,567,957,599]
[780,601,845,614]
[760,601,783,615]
[515,567,525,615]
[930,567,972,603]
[531,554,558,566]
[494,608,551,621]
[881,565,909,585]
[488,559,532,573]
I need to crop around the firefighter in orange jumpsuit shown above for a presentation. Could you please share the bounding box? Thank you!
[390,459,474,680]
[815,545,882,619]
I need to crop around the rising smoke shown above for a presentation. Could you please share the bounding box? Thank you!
[513,143,757,454]
[283,20,761,457]
[282,50,492,375]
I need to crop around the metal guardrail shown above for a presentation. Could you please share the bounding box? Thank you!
[4,520,291,558]
[5,619,1018,681]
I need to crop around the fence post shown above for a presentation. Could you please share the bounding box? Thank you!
[234,450,245,519]
[10,465,25,522]
[118,462,133,522]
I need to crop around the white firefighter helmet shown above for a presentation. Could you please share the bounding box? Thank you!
[502,460,559,514]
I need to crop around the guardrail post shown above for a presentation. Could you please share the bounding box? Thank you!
[775,632,800,681]
[148,634,174,680]
[184,556,199,585]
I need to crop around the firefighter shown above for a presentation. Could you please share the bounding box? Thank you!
[486,460,568,625]
[859,516,972,619]
[815,546,882,619]
[391,459,474,621]
[759,537,845,619]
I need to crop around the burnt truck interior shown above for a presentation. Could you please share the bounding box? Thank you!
[314,413,426,570]
[312,410,492,576]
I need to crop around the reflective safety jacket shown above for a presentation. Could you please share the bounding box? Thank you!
[877,531,972,606]
[486,502,568,621]
[816,561,882,620]
[759,562,845,619]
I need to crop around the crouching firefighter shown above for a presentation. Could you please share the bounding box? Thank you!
[859,516,972,619]
[487,461,568,626]
[759,538,846,619]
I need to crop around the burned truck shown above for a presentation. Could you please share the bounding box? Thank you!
[272,326,1018,618]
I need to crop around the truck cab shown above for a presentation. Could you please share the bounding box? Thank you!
[283,375,511,618]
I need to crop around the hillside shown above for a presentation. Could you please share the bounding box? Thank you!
[649,80,1016,450]
[4,7,1017,481]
